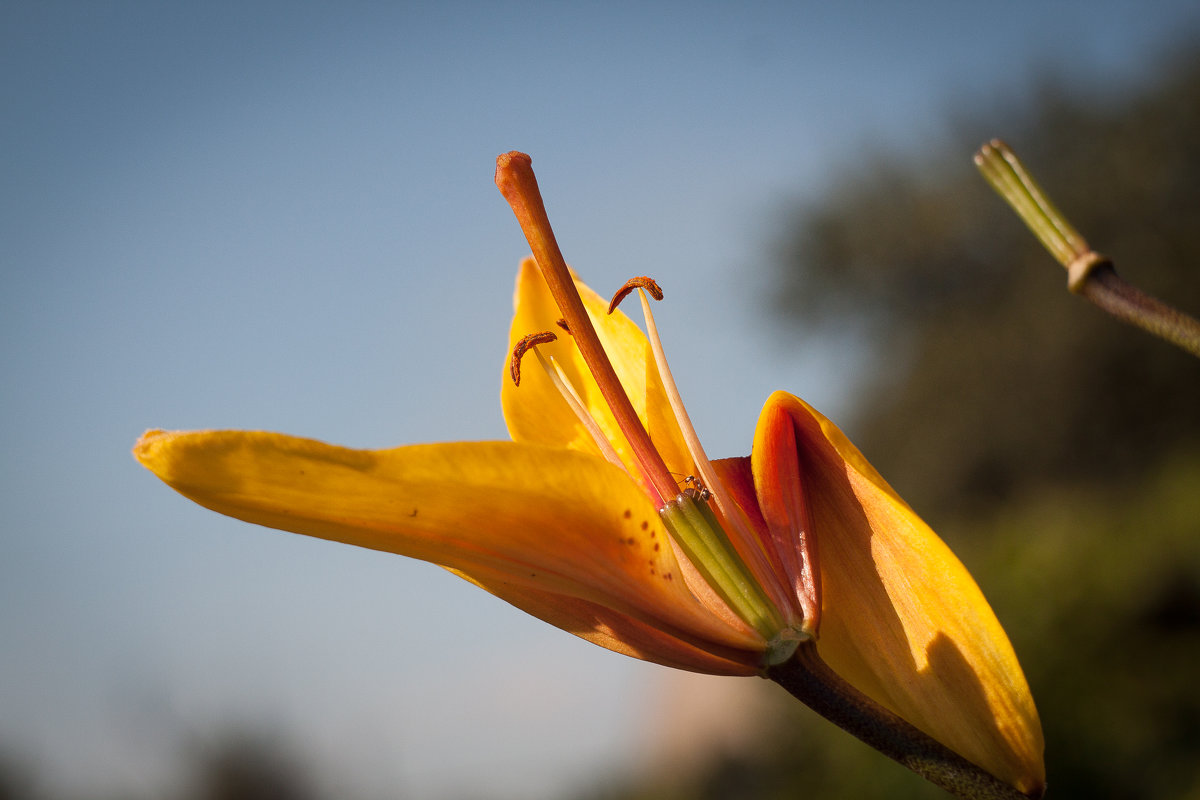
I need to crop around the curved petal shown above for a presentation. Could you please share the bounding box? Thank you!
[750,392,1044,795]
[134,429,762,666]
[502,259,694,482]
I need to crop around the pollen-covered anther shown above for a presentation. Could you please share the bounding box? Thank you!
[607,276,664,315]
[510,330,558,386]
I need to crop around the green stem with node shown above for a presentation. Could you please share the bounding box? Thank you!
[975,139,1200,359]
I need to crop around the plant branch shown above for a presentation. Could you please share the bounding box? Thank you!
[975,139,1200,359]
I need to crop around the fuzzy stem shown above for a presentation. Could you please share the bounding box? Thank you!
[768,642,1039,800]
[1077,260,1200,357]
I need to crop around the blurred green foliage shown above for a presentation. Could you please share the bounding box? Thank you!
[591,42,1200,800]
[773,48,1200,521]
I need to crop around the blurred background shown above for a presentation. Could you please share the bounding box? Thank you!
[3,2,1199,798]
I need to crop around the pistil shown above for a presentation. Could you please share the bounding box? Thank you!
[495,152,678,504]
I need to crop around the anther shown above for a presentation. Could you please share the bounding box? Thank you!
[608,277,664,315]
[555,318,572,334]
[510,331,558,386]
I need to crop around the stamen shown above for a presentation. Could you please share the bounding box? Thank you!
[534,350,628,474]
[510,333,630,478]
[607,276,663,315]
[510,330,558,386]
[555,318,572,334]
[638,290,800,625]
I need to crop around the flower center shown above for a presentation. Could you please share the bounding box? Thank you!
[496,152,804,652]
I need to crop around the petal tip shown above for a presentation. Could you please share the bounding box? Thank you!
[133,428,168,464]
[133,428,204,478]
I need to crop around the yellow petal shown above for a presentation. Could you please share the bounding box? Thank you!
[751,392,1045,795]
[134,429,762,668]
[502,259,694,481]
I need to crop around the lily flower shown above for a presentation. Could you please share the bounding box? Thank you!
[135,152,1044,799]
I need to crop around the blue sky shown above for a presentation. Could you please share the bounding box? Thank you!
[3,2,1198,798]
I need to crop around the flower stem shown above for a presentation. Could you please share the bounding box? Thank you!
[1077,259,1200,356]
[768,642,1039,800]
[974,139,1200,359]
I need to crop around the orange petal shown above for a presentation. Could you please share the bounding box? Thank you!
[750,400,821,630]
[751,392,1044,795]
[502,259,694,482]
[134,429,762,670]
